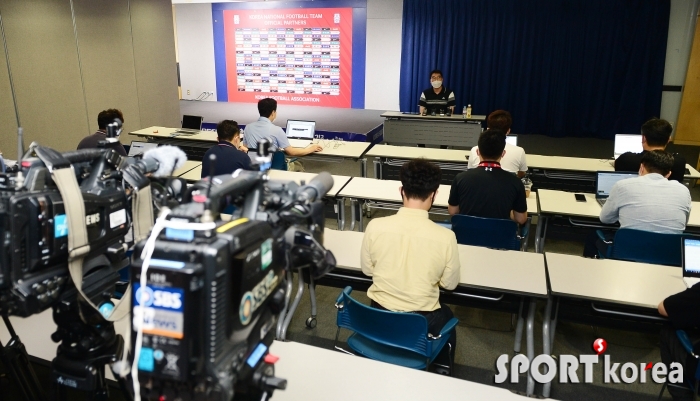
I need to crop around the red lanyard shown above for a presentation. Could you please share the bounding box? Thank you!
[478,162,502,170]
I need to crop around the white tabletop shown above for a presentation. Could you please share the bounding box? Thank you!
[180,164,203,181]
[537,189,700,228]
[270,340,533,401]
[546,252,686,309]
[129,126,218,142]
[527,154,615,172]
[288,138,371,159]
[173,160,202,177]
[337,177,537,214]
[323,229,548,297]
[267,170,352,197]
[366,144,470,162]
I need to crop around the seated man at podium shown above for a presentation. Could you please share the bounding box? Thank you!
[361,159,460,372]
[418,69,456,115]
[448,129,528,225]
[468,110,527,178]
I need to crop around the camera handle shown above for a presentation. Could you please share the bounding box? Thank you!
[0,315,47,401]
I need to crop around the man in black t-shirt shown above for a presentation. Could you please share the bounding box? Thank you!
[448,129,528,225]
[201,120,252,178]
[615,118,686,183]
[658,284,700,401]
[77,108,128,156]
[418,69,456,115]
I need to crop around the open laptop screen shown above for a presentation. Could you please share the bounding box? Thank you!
[285,120,316,140]
[505,135,518,146]
[614,134,642,159]
[683,238,700,278]
[182,115,203,130]
[128,141,158,157]
[595,171,637,197]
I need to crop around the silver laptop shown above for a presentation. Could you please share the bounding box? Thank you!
[172,115,203,136]
[595,171,637,206]
[128,141,158,157]
[613,134,642,159]
[683,238,700,288]
[505,135,518,146]
[286,119,316,147]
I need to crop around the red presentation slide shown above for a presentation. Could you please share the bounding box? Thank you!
[223,8,353,108]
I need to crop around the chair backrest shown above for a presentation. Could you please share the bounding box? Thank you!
[451,214,520,250]
[270,151,287,170]
[335,287,432,357]
[610,228,683,266]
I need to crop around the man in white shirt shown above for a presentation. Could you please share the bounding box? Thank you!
[468,110,527,177]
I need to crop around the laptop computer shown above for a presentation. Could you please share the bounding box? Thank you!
[172,115,203,136]
[127,141,158,157]
[506,135,518,147]
[613,134,642,159]
[682,238,700,288]
[286,119,316,147]
[595,171,638,206]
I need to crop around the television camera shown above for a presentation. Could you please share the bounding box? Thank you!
[130,141,336,401]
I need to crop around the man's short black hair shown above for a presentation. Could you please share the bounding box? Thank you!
[429,69,443,79]
[258,98,277,118]
[487,110,512,133]
[477,129,507,160]
[217,120,240,141]
[97,109,124,130]
[641,118,673,147]
[399,159,441,201]
[641,150,674,176]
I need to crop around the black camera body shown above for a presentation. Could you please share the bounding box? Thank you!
[0,148,130,317]
[131,218,286,400]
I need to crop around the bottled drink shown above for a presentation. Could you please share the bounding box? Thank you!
[462,106,467,119]
[466,104,472,119]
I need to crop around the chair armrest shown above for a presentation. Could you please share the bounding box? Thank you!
[437,318,459,339]
[335,286,353,306]
[596,230,614,258]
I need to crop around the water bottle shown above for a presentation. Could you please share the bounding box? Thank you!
[466,104,472,119]
[462,106,467,119]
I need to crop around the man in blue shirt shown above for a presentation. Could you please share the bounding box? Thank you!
[201,120,252,178]
[243,98,322,160]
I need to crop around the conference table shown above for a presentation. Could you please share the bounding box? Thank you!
[128,126,374,176]
[367,143,700,188]
[172,160,202,178]
[542,252,686,398]
[534,189,700,252]
[381,111,486,148]
[317,228,548,396]
[336,176,538,232]
[270,340,544,401]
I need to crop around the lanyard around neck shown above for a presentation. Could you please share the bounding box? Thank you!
[478,161,502,171]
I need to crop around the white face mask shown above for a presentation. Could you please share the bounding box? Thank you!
[431,80,443,89]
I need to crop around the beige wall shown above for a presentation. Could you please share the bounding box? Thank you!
[0,0,179,154]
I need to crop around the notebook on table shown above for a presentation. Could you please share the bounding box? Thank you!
[682,238,700,288]
[286,119,316,147]
[595,171,638,207]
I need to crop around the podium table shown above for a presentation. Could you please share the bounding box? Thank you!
[381,111,485,148]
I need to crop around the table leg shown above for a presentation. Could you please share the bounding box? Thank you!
[349,198,357,232]
[360,158,367,178]
[535,215,548,253]
[359,200,365,232]
[279,271,306,341]
[526,298,537,396]
[337,198,345,231]
[542,298,560,398]
[514,298,525,354]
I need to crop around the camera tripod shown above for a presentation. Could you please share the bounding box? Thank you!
[0,314,47,401]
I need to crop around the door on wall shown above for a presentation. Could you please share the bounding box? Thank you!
[675,14,700,146]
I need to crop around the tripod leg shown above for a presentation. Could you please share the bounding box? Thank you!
[0,315,47,401]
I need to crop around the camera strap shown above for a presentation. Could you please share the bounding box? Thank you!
[35,147,132,322]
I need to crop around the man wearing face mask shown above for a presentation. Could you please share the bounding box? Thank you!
[77,108,128,156]
[419,69,456,115]
[361,159,460,372]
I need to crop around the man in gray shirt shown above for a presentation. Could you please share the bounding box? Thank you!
[600,150,691,233]
[243,98,322,159]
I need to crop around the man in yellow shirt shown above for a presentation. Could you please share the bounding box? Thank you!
[361,159,461,371]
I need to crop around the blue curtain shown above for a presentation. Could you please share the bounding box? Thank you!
[400,0,670,139]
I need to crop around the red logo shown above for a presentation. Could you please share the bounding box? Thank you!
[592,338,607,355]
